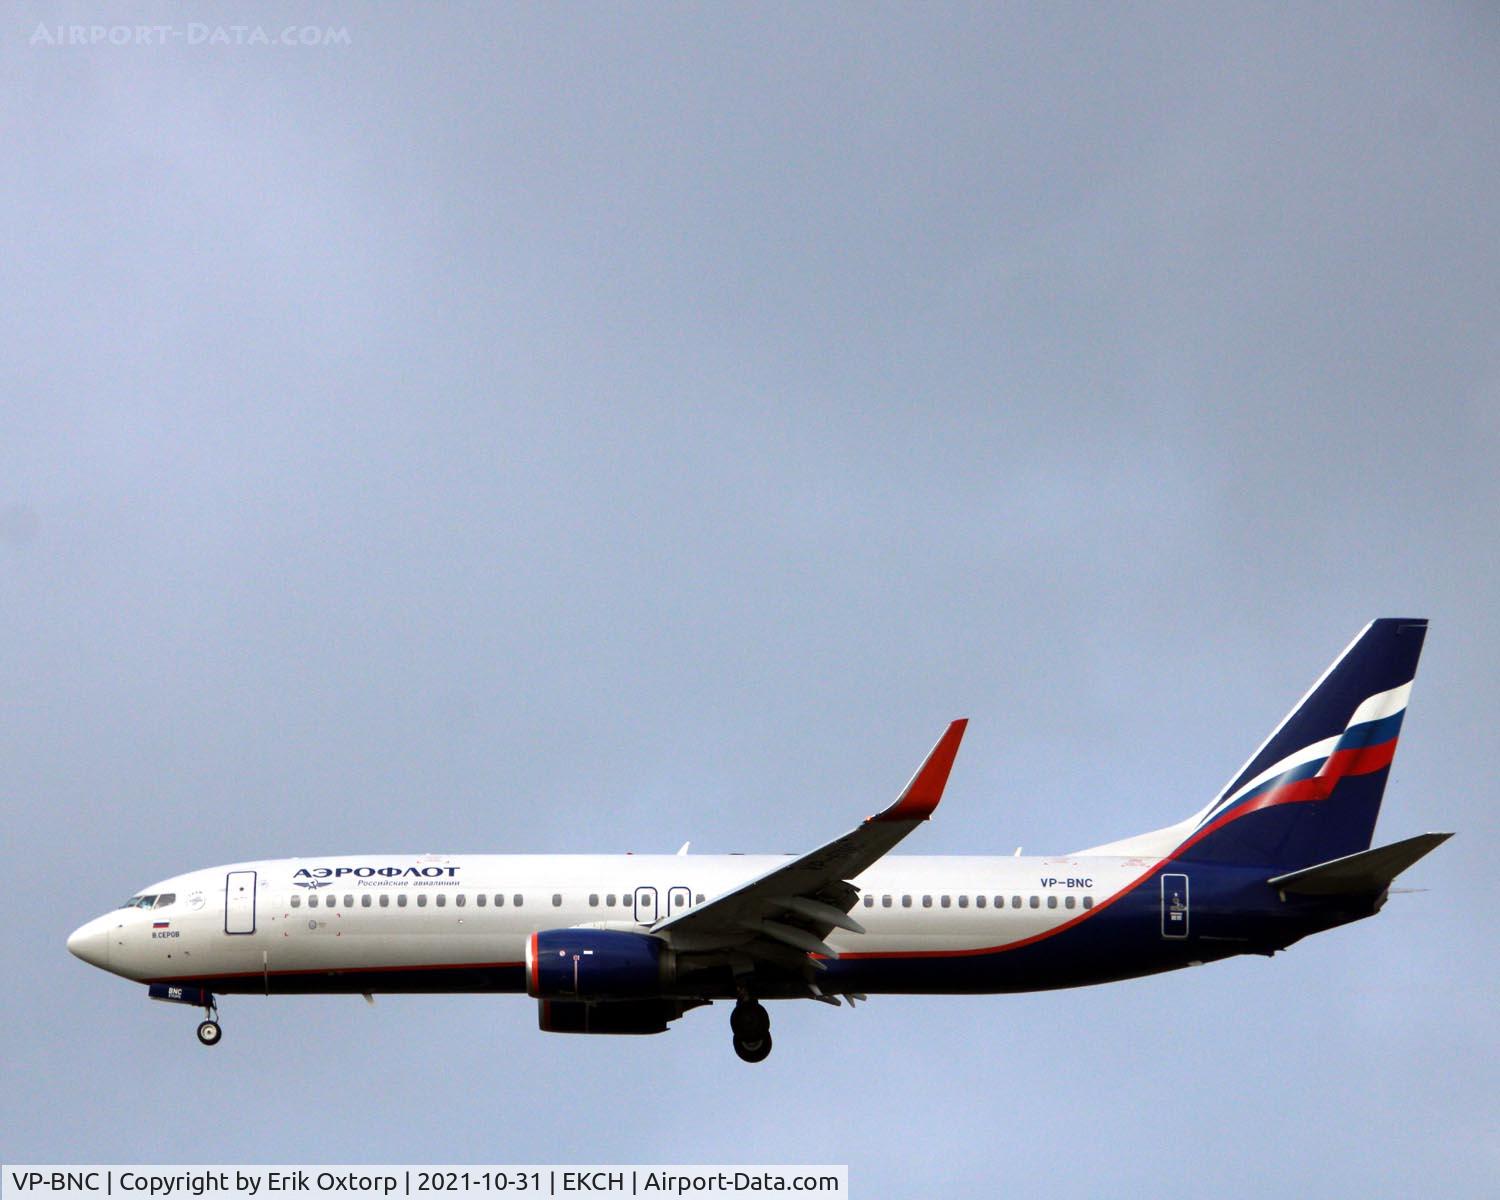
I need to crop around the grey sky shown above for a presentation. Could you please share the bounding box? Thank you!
[3,4,1497,1195]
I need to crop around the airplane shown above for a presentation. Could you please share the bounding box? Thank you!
[67,618,1450,1062]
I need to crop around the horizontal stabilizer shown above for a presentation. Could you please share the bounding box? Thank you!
[1267,832,1453,896]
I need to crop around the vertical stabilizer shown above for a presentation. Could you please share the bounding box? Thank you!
[1076,619,1427,870]
[1178,618,1427,869]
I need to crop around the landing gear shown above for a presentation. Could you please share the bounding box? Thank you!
[194,991,222,1046]
[731,999,771,1063]
[148,983,222,1046]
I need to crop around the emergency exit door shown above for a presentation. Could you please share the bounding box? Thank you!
[225,870,257,935]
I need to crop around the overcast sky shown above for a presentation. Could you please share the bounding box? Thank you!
[3,3,1497,1196]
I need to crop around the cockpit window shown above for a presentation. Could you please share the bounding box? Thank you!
[153,894,175,909]
[119,895,158,909]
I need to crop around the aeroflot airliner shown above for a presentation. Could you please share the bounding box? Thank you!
[68,619,1450,1061]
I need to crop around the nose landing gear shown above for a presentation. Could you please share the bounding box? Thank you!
[731,998,771,1063]
[146,983,221,1046]
[194,993,223,1046]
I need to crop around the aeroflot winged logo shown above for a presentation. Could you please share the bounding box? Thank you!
[292,865,461,888]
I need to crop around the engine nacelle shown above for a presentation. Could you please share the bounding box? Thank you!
[525,929,676,1000]
[537,998,690,1035]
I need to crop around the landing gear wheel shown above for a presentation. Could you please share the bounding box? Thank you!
[196,1019,222,1046]
[730,998,772,1061]
[731,1000,770,1040]
[733,1032,772,1063]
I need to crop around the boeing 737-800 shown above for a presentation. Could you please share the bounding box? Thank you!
[67,618,1449,1061]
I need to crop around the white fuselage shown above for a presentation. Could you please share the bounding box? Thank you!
[70,852,1149,991]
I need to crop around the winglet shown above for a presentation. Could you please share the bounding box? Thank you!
[870,719,967,823]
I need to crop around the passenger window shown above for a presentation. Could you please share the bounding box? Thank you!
[922,895,932,908]
[380,895,390,907]
[495,894,505,907]
[957,895,968,908]
[1012,896,1022,908]
[476,894,485,907]
[975,895,985,909]
[606,894,616,907]
[514,894,524,907]
[941,896,952,908]
[1082,896,1094,910]
[1029,896,1039,909]
[863,895,874,908]
[882,895,893,908]
[436,894,446,907]
[290,895,301,908]
[552,893,562,907]
[344,895,353,907]
[695,894,705,904]
[589,894,599,907]
[901,895,912,908]
[308,895,318,908]
[456,894,466,907]
[417,895,427,908]
[361,895,372,908]
[1064,896,1076,909]
[1046,896,1057,909]
[397,895,407,907]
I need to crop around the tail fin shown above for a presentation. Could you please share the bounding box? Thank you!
[1179,618,1427,869]
[1076,619,1428,871]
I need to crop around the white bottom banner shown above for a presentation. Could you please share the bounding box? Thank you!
[3,1168,847,1200]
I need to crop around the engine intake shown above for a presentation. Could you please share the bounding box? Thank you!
[525,929,677,1000]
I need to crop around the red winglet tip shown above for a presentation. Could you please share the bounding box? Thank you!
[876,718,967,822]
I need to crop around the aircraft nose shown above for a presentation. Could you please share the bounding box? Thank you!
[67,919,110,969]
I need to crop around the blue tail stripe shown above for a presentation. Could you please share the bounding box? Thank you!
[1334,710,1405,752]
[1213,758,1326,817]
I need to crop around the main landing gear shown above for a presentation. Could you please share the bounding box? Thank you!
[731,998,772,1063]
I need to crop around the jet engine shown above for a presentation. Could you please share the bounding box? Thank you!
[525,929,678,999]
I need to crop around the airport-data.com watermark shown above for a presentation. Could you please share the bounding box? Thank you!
[29,23,351,48]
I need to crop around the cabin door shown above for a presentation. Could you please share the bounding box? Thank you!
[225,870,257,935]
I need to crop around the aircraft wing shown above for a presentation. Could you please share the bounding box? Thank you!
[650,720,967,982]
